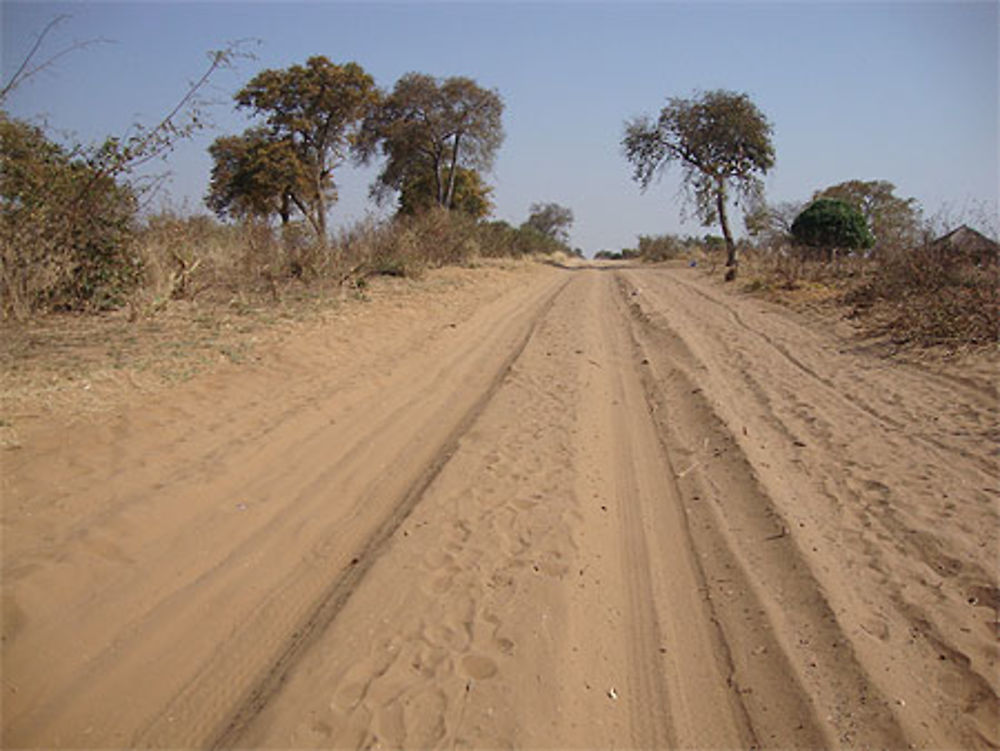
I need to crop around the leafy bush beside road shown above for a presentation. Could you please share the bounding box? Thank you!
[1,115,141,318]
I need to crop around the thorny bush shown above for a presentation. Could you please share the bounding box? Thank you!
[1,115,141,319]
[846,240,998,347]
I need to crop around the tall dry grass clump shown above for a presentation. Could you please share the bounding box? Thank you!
[739,243,866,293]
[129,215,286,314]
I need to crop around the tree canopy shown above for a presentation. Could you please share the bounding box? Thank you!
[206,129,305,223]
[359,73,504,212]
[523,202,574,244]
[623,89,775,277]
[398,166,493,219]
[208,56,379,243]
[791,198,875,255]
[813,179,920,249]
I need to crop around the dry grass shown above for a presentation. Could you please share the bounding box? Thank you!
[1,207,545,450]
[733,241,998,354]
[1,280,333,428]
[0,252,536,449]
[846,243,998,349]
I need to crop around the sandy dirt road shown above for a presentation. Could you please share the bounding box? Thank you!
[2,263,997,749]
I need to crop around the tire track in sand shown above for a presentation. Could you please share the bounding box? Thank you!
[618,277,901,747]
[179,278,572,749]
[2,269,567,748]
[579,272,756,748]
[620,267,995,748]
[232,270,757,749]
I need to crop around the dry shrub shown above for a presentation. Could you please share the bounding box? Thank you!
[740,244,866,293]
[741,235,998,349]
[130,215,286,312]
[5,198,543,329]
[134,207,523,313]
[130,212,379,308]
[393,208,483,268]
[847,241,999,347]
[335,208,487,280]
[1,116,141,319]
[739,245,801,290]
[1,207,78,320]
[637,234,684,262]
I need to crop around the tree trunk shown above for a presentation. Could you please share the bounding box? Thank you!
[290,193,323,244]
[445,134,461,210]
[315,194,327,248]
[434,152,445,207]
[313,166,327,249]
[280,191,291,225]
[715,177,737,279]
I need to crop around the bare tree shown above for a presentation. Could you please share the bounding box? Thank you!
[744,199,804,247]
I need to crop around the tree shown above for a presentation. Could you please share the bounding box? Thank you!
[523,202,574,243]
[791,198,874,258]
[744,199,804,246]
[206,129,305,224]
[227,56,379,243]
[623,89,775,278]
[398,166,493,218]
[360,73,504,212]
[813,179,920,249]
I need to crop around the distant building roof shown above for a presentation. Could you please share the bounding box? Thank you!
[931,225,999,265]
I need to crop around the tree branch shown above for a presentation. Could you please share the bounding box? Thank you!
[1,15,113,103]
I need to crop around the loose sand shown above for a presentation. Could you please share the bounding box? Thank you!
[2,262,997,748]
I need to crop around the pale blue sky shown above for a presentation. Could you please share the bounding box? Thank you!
[3,1,997,254]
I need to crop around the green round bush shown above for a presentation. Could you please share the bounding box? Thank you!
[791,198,874,250]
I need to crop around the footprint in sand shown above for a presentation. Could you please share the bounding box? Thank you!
[535,557,570,578]
[422,622,471,653]
[461,654,498,680]
[423,550,455,570]
[373,688,448,749]
[421,550,460,595]
[494,636,515,656]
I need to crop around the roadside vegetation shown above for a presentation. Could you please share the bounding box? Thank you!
[620,178,998,352]
[2,42,575,325]
[1,28,582,430]
[3,17,995,410]
[738,180,998,350]
[621,89,996,352]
